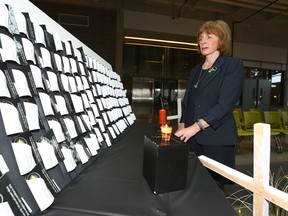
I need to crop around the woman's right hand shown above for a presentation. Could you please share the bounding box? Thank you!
[176,123,185,133]
[175,122,200,142]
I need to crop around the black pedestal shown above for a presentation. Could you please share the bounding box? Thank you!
[143,135,189,194]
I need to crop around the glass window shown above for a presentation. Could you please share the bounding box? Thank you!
[123,44,198,79]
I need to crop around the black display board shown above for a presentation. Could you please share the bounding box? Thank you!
[0,2,135,215]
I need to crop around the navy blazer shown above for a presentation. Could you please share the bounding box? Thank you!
[181,54,244,146]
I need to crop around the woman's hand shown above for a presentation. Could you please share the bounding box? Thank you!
[175,123,201,142]
[176,122,185,133]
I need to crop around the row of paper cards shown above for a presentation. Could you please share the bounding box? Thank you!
[0,3,136,141]
[0,129,64,214]
[0,63,134,142]
[0,2,136,215]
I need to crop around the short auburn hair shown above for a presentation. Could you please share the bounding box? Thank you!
[197,20,231,55]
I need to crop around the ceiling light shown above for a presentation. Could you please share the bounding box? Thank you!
[124,36,197,47]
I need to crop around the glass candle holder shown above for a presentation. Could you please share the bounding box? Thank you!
[161,124,172,141]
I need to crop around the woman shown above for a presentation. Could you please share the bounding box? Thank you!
[175,20,244,188]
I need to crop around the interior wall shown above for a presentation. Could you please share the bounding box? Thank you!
[32,1,117,70]
[123,10,204,37]
[3,0,112,69]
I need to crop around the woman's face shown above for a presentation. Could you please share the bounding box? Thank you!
[198,31,219,57]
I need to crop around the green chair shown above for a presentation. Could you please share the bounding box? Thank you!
[281,111,288,130]
[263,111,288,134]
[244,111,283,154]
[233,110,254,141]
[234,108,245,127]
[243,111,262,131]
[263,111,288,153]
[250,108,264,122]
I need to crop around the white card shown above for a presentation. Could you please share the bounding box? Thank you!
[0,34,19,63]
[0,4,9,30]
[77,116,86,133]
[38,92,54,116]
[102,112,109,125]
[92,71,97,83]
[96,99,104,111]
[0,102,23,135]
[75,76,83,91]
[30,65,44,89]
[62,56,71,73]
[78,63,85,75]
[47,71,60,92]
[112,124,120,135]
[117,120,126,132]
[69,58,78,73]
[81,93,90,109]
[33,24,46,46]
[74,143,89,164]
[54,95,69,115]
[70,94,84,113]
[23,102,40,131]
[81,114,91,130]
[87,110,96,126]
[83,137,97,156]
[36,141,58,170]
[91,104,100,117]
[60,74,69,92]
[52,32,63,52]
[92,85,97,97]
[11,142,36,175]
[63,117,78,139]
[96,118,105,132]
[53,53,63,72]
[101,98,107,109]
[61,146,76,172]
[81,76,90,90]
[26,177,54,211]
[106,110,113,122]
[68,76,77,93]
[96,73,102,84]
[108,127,116,139]
[0,202,14,216]
[0,155,9,174]
[64,41,72,56]
[21,38,35,63]
[94,127,104,143]
[96,84,102,96]
[12,69,32,97]
[103,132,112,147]
[89,133,100,150]
[40,47,52,69]
[0,69,11,98]
[47,119,65,143]
[14,10,28,36]
[87,57,93,69]
[74,48,83,62]
[86,90,94,103]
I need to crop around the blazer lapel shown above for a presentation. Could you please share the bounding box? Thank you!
[197,54,225,91]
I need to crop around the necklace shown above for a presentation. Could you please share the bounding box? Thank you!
[194,69,206,88]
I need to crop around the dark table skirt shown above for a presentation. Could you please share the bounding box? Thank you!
[39,123,236,216]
